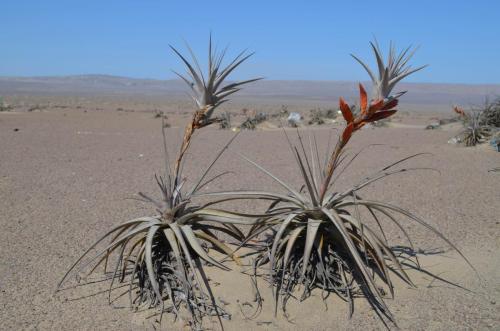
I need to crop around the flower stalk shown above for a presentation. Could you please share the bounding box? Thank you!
[319,83,401,202]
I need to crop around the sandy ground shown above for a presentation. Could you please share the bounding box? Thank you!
[0,105,499,330]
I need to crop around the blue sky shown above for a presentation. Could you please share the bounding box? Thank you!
[1,1,499,84]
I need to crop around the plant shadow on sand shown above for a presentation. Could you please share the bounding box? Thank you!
[56,244,473,329]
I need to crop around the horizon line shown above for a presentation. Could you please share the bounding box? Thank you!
[1,73,500,86]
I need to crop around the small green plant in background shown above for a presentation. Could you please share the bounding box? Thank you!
[0,97,13,112]
[218,111,231,129]
[153,109,166,119]
[452,97,499,148]
[479,97,500,128]
[279,104,289,117]
[27,104,40,112]
[269,104,290,120]
[308,108,337,125]
[153,110,171,127]
[240,111,268,130]
[453,106,492,146]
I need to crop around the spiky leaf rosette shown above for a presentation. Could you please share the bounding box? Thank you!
[453,106,492,146]
[170,36,262,125]
[199,84,475,324]
[57,133,253,330]
[170,36,262,176]
[351,40,427,100]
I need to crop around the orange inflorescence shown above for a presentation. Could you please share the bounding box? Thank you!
[453,105,465,117]
[320,83,402,202]
[359,84,368,115]
[339,97,354,123]
[339,83,399,145]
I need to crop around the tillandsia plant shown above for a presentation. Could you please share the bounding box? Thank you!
[453,106,492,146]
[57,37,261,330]
[195,46,474,324]
[351,39,427,100]
[227,84,476,324]
[479,97,500,128]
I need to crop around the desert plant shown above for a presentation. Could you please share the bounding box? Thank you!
[0,97,12,112]
[200,83,474,325]
[351,40,427,100]
[58,37,261,329]
[453,106,491,146]
[240,111,268,130]
[479,97,500,128]
[58,130,251,328]
[27,104,43,112]
[308,108,337,125]
[270,105,290,120]
[308,109,325,125]
[153,110,166,118]
[219,111,231,129]
[279,104,289,117]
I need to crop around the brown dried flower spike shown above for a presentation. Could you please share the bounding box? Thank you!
[170,37,262,175]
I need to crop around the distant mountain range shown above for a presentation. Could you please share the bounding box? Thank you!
[1,74,499,108]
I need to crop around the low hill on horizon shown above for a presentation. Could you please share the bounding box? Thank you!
[1,74,499,109]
